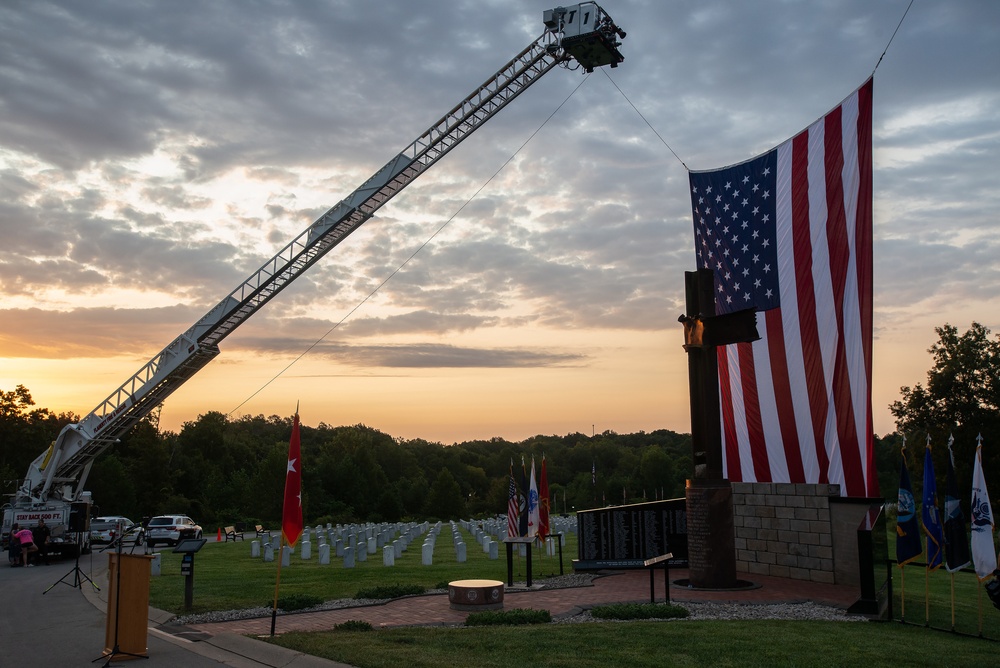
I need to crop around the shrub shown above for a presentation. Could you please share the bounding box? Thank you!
[335,619,373,632]
[465,608,551,626]
[590,602,689,620]
[355,583,426,599]
[273,594,324,611]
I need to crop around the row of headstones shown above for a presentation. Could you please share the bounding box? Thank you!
[461,515,575,556]
[250,520,433,567]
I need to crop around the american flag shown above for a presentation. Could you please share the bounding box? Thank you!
[506,465,519,538]
[688,78,877,498]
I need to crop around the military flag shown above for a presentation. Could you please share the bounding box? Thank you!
[896,442,921,567]
[921,441,944,570]
[970,434,996,580]
[944,434,971,573]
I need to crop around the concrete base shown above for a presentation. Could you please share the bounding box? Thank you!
[686,478,737,589]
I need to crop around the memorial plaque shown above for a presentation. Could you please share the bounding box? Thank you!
[574,499,687,569]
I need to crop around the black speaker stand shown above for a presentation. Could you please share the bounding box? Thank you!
[43,532,99,594]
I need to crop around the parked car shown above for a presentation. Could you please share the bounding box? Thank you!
[90,516,136,544]
[146,515,202,548]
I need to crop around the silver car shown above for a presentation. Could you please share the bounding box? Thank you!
[146,514,202,548]
[90,516,135,544]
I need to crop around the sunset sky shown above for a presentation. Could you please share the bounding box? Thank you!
[2,1,998,444]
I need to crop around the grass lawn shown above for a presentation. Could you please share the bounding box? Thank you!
[148,523,574,614]
[266,619,999,668]
[145,518,1000,666]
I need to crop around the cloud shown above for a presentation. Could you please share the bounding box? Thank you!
[1,1,999,438]
[230,338,586,369]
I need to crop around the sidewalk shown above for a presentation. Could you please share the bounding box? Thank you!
[2,541,350,668]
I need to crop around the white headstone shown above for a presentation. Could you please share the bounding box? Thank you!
[393,539,402,559]
[263,544,274,562]
[367,536,377,554]
[383,544,395,566]
[456,541,467,563]
[489,540,499,560]
[421,541,433,566]
[343,546,355,568]
[301,540,311,560]
[357,543,367,562]
[250,540,260,558]
[281,545,291,567]
[319,543,330,565]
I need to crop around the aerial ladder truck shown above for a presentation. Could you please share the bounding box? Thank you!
[2,4,626,555]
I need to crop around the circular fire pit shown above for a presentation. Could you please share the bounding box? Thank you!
[448,579,504,611]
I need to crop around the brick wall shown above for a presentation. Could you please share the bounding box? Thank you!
[732,482,841,584]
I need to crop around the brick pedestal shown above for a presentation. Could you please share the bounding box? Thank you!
[685,478,736,589]
[731,482,840,583]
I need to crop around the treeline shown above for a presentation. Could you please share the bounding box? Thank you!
[1,386,692,527]
[4,383,987,530]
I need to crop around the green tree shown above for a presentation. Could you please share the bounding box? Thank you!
[423,468,466,520]
[0,385,78,494]
[639,446,674,499]
[889,322,1000,494]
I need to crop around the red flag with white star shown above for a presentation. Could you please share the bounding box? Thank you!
[281,412,303,547]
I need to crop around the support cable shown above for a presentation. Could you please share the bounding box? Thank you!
[228,75,592,417]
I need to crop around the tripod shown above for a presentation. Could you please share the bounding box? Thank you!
[43,532,99,594]
[94,526,148,665]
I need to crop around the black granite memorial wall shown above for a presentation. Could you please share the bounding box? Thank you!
[574,499,687,570]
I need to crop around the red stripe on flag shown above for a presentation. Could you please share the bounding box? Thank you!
[738,342,771,481]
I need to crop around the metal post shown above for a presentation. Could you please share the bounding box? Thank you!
[526,542,533,587]
[506,542,514,587]
[664,560,670,603]
[557,533,564,575]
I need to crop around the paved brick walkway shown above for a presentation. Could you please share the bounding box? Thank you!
[185,569,859,637]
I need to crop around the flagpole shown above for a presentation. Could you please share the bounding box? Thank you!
[900,567,906,622]
[924,566,929,626]
[270,534,285,637]
[950,573,955,631]
[978,581,984,637]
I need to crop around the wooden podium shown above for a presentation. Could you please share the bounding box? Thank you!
[103,553,154,660]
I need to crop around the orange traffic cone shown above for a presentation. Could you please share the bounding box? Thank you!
[217,527,222,542]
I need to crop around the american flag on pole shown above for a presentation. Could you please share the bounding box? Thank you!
[506,460,519,538]
[688,78,876,498]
